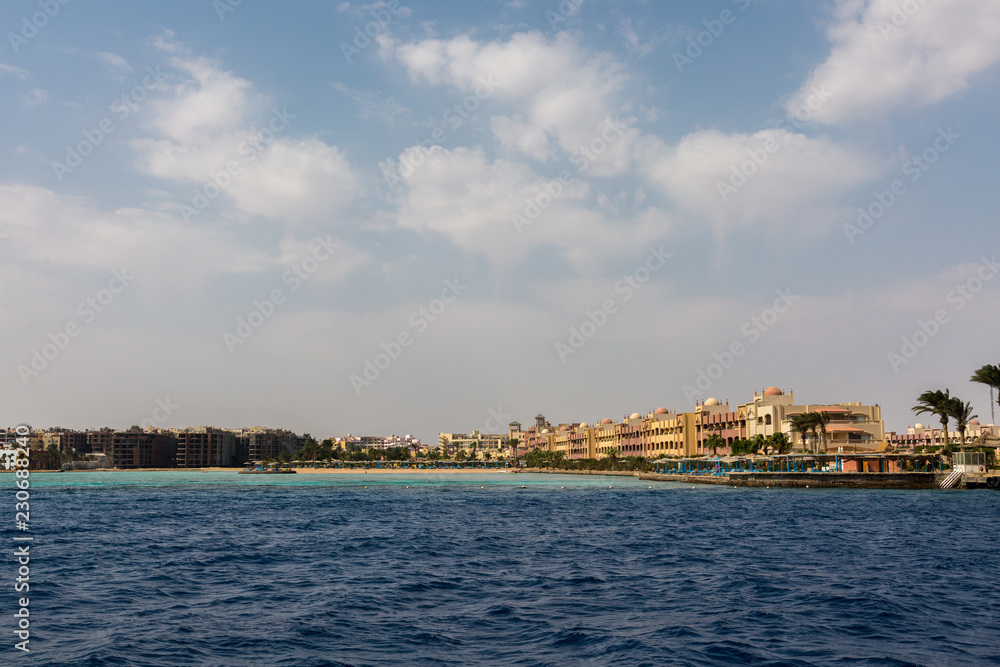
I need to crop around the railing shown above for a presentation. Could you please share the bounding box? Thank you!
[939,469,964,489]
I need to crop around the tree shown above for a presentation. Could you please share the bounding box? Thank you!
[46,443,63,469]
[704,433,724,456]
[605,447,620,470]
[768,432,791,455]
[913,389,953,447]
[947,398,977,446]
[789,413,819,453]
[971,364,1000,423]
[814,411,831,453]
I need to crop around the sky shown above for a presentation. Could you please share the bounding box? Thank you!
[2,0,999,444]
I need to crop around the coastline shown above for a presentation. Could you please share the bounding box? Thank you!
[517,468,999,489]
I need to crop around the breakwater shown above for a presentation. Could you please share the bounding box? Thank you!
[518,468,1000,489]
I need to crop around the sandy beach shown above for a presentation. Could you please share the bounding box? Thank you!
[293,468,511,474]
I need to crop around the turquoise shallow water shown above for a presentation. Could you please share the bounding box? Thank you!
[7,471,1000,665]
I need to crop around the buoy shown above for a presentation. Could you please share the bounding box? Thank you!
[561,486,565,489]
[406,486,409,488]
[521,485,526,488]
[481,486,484,489]
[648,486,652,489]
[609,486,613,489]
[364,486,368,489]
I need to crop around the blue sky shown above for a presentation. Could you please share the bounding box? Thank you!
[2,0,1000,443]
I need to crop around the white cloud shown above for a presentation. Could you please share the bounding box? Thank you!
[0,63,29,79]
[131,39,358,222]
[393,32,637,171]
[639,129,883,236]
[21,89,47,106]
[390,145,667,269]
[96,51,131,72]
[787,0,1000,124]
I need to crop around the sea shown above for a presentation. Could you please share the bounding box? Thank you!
[7,471,1000,666]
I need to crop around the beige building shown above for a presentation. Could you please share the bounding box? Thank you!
[740,386,884,451]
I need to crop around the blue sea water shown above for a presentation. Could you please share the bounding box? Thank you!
[7,471,1000,666]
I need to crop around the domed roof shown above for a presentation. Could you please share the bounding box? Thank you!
[630,412,641,420]
[541,428,551,434]
[560,425,569,432]
[704,398,720,406]
[579,422,589,428]
[970,419,981,425]
[764,386,783,396]
[914,423,924,429]
[655,407,668,415]
[602,418,613,424]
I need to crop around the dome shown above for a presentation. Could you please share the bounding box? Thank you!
[704,398,720,406]
[970,419,981,425]
[560,425,569,432]
[579,422,589,428]
[764,386,783,396]
[655,407,668,415]
[602,418,613,424]
[541,428,551,434]
[914,423,924,429]
[630,412,642,420]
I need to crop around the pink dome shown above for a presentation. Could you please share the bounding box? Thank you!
[764,386,783,396]
[602,418,613,424]
[560,425,569,431]
[655,407,668,415]
[970,419,981,425]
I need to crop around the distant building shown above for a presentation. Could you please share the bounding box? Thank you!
[112,430,177,468]
[438,431,506,459]
[176,427,236,468]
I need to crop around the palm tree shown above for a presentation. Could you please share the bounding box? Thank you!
[789,413,819,453]
[971,364,1000,424]
[704,433,724,456]
[768,432,791,455]
[913,389,952,448]
[947,398,977,446]
[814,411,831,453]
[605,447,620,470]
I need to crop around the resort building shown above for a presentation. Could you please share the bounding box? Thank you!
[112,429,177,468]
[41,429,89,454]
[513,386,886,462]
[175,427,236,468]
[437,430,506,458]
[740,387,884,452]
[886,420,1000,449]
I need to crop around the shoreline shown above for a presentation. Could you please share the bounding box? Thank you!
[518,468,1000,489]
[8,467,512,474]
